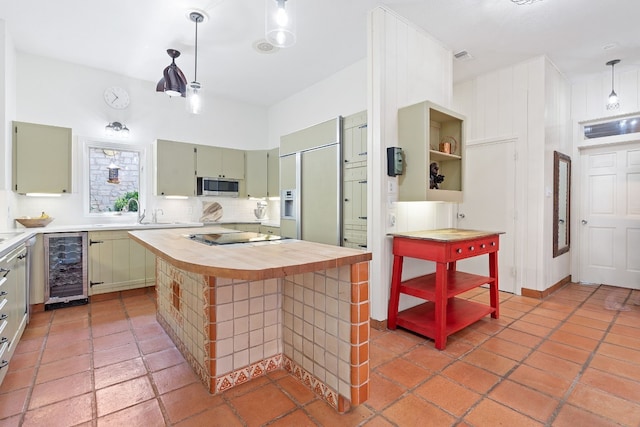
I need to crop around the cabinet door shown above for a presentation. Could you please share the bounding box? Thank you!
[245,150,268,198]
[196,145,223,177]
[13,121,72,194]
[267,147,279,197]
[221,148,245,180]
[156,139,196,196]
[88,231,152,295]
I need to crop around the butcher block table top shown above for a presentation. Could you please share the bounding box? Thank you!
[129,226,372,281]
[388,228,504,242]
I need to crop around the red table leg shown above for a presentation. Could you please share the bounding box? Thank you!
[387,255,403,329]
[434,261,448,350]
[489,251,499,319]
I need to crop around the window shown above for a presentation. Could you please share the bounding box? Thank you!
[84,139,145,215]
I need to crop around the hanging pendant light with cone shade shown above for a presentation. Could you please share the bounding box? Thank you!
[156,49,187,97]
[606,59,620,111]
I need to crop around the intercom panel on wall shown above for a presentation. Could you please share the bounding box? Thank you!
[387,147,404,176]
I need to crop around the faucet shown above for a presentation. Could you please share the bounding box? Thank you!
[123,198,146,223]
[152,208,164,223]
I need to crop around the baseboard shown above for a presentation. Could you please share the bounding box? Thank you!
[521,275,571,299]
[30,286,156,313]
[370,318,387,331]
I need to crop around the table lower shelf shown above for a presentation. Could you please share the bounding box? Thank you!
[394,298,496,347]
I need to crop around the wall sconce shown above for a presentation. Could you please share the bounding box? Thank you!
[606,59,620,111]
[105,122,130,138]
[266,0,296,48]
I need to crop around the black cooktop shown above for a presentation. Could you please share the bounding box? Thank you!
[188,231,287,246]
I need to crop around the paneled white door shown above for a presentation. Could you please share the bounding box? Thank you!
[457,139,517,293]
[579,143,640,288]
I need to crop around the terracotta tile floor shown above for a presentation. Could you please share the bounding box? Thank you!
[1,283,639,426]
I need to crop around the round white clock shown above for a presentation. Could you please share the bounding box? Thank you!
[103,86,130,109]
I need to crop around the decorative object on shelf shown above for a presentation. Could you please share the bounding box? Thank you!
[429,162,445,189]
[16,212,54,228]
[265,0,296,48]
[606,59,621,111]
[187,10,207,114]
[510,0,543,5]
[156,49,187,97]
[439,136,458,155]
[105,122,129,138]
[103,86,130,109]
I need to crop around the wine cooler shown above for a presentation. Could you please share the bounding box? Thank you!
[44,232,88,309]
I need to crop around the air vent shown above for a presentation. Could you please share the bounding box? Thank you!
[453,50,473,61]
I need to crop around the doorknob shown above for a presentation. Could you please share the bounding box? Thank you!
[581,220,588,225]
[457,213,465,219]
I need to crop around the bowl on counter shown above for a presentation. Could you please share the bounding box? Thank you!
[15,217,54,228]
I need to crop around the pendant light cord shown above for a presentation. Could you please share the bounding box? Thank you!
[194,17,199,82]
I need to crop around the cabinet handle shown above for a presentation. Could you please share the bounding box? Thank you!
[456,248,462,254]
[0,268,8,278]
[0,337,6,344]
[0,360,8,369]
[358,244,367,248]
[480,244,486,248]
[491,242,496,246]
[17,254,27,260]
[358,216,367,220]
[90,281,104,287]
[0,315,7,321]
[89,240,104,246]
[469,246,475,251]
[358,180,367,184]
[344,198,349,202]
[358,151,367,155]
[0,291,7,297]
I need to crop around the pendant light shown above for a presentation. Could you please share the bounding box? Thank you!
[156,49,187,97]
[606,59,620,111]
[187,11,206,114]
[266,0,296,48]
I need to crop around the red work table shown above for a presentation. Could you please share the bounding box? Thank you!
[387,229,502,350]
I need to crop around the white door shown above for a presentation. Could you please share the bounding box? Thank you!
[457,139,517,293]
[579,143,640,289]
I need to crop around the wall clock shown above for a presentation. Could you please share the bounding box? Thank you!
[103,86,130,109]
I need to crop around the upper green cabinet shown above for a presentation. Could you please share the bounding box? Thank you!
[397,101,464,203]
[196,146,245,180]
[155,139,196,196]
[245,147,279,198]
[12,121,72,194]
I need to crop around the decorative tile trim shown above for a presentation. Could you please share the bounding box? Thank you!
[282,355,349,413]
[215,354,282,393]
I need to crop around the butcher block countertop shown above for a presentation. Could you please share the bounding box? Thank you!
[388,228,504,242]
[129,226,372,281]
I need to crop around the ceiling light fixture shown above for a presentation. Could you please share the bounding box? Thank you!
[511,0,543,5]
[105,122,130,138]
[266,0,296,48]
[156,49,187,97]
[606,59,620,111]
[187,11,206,114]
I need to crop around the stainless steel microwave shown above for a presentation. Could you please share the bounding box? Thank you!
[197,177,239,197]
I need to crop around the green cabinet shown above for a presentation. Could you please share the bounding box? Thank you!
[245,147,280,199]
[196,145,245,180]
[397,101,464,202]
[155,139,196,196]
[342,111,368,250]
[88,230,156,295]
[12,121,72,194]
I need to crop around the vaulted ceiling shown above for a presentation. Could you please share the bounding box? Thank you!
[1,0,639,106]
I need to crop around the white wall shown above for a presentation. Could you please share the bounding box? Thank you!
[0,21,17,229]
[267,59,367,147]
[7,53,270,226]
[368,7,455,321]
[453,56,572,293]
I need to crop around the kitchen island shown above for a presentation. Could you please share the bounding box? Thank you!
[129,226,372,412]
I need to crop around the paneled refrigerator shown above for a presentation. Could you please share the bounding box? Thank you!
[279,117,342,246]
